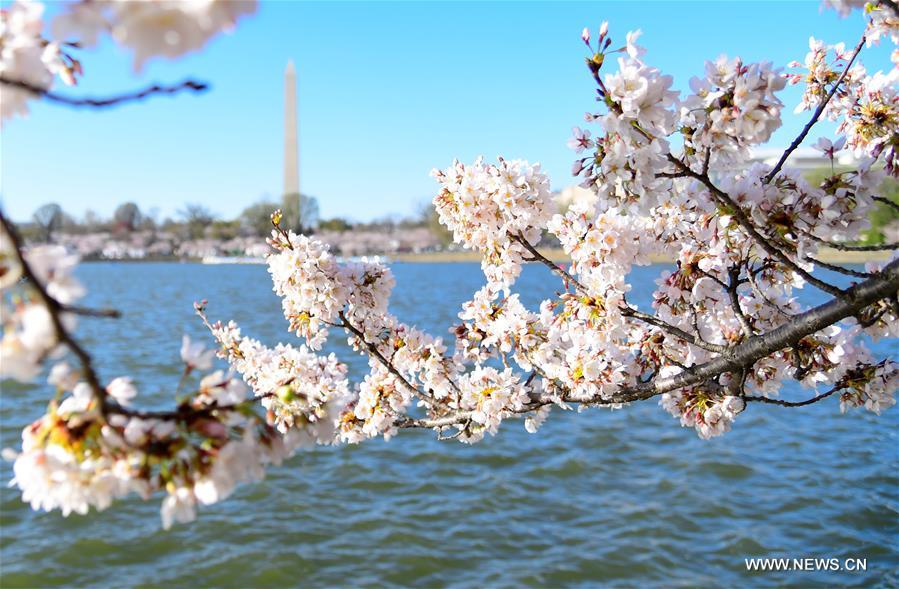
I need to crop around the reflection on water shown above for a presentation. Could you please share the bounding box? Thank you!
[1,262,896,588]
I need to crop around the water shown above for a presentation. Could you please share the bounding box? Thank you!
[1,262,897,588]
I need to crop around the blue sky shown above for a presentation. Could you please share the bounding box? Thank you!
[1,1,891,223]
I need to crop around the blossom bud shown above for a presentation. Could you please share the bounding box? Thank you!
[277,385,297,403]
[581,27,590,44]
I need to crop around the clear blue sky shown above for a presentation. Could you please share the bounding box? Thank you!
[0,1,890,223]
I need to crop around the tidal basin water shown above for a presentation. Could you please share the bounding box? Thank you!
[1,262,897,588]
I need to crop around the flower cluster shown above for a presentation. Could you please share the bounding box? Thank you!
[456,366,526,442]
[3,0,898,532]
[341,368,413,441]
[789,32,899,176]
[660,382,745,440]
[838,359,899,415]
[1,1,81,123]
[1,0,256,124]
[267,232,348,349]
[207,318,350,446]
[52,0,257,72]
[431,157,554,288]
[0,237,83,382]
[573,28,677,211]
[4,333,288,529]
[680,55,786,165]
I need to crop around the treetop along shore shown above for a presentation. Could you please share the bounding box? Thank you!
[394,247,894,264]
[1,0,897,530]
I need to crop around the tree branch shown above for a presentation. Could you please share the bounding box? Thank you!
[763,33,866,184]
[804,255,873,279]
[513,234,587,293]
[0,77,209,109]
[744,386,840,407]
[619,305,727,353]
[726,266,754,338]
[397,258,898,432]
[802,230,899,252]
[339,311,428,402]
[567,257,899,406]
[61,304,121,318]
[669,155,846,298]
[0,211,110,415]
[873,196,899,214]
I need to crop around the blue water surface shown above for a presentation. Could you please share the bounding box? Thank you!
[0,262,896,588]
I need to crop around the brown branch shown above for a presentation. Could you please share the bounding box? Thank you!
[726,266,754,338]
[873,196,899,214]
[593,256,899,405]
[804,256,873,279]
[826,242,898,252]
[396,258,898,432]
[0,211,110,415]
[802,231,899,252]
[619,305,727,353]
[512,234,587,293]
[61,304,121,318]
[339,311,427,401]
[107,395,270,421]
[763,33,866,184]
[670,155,846,298]
[397,413,473,430]
[0,77,209,109]
[744,386,840,407]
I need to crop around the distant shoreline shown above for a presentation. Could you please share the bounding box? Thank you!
[394,247,891,265]
[80,247,889,265]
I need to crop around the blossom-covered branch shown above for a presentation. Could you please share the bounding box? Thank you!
[2,0,898,531]
[764,33,867,183]
[1,208,296,528]
[1,0,255,124]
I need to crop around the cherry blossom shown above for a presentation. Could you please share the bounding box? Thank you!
[180,334,215,371]
[2,0,898,530]
[51,0,257,72]
[0,1,81,123]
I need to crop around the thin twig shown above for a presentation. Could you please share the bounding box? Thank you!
[339,311,427,401]
[744,386,840,407]
[726,266,754,338]
[802,230,899,252]
[873,196,899,214]
[805,256,873,279]
[763,33,866,183]
[0,77,209,109]
[670,155,846,299]
[108,395,271,421]
[0,212,110,415]
[620,305,727,353]
[513,234,588,293]
[62,304,121,318]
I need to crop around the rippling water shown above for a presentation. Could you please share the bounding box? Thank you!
[1,262,897,588]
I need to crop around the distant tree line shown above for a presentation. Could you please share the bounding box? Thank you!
[20,193,455,245]
[803,169,899,245]
[21,174,898,246]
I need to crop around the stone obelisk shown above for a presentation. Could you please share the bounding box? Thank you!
[284,60,299,226]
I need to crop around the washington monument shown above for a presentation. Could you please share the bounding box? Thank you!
[284,60,299,208]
